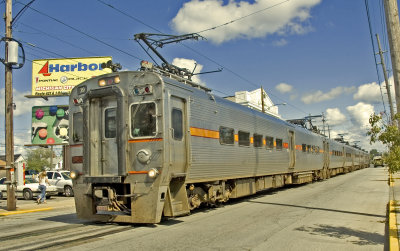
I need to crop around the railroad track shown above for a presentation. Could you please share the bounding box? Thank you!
[0,223,133,251]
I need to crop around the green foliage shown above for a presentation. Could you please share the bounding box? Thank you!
[26,147,54,172]
[369,149,380,158]
[368,113,400,173]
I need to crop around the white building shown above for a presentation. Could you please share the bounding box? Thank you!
[225,88,283,118]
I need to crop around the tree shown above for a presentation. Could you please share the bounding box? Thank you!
[369,149,380,158]
[26,147,54,172]
[367,113,400,173]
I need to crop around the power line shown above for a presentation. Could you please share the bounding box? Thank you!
[364,0,388,121]
[195,0,290,34]
[96,0,308,116]
[16,1,143,61]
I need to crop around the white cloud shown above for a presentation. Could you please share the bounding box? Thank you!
[301,86,350,104]
[346,102,375,128]
[325,108,346,126]
[273,38,288,47]
[275,82,293,93]
[353,82,381,103]
[0,88,64,117]
[353,77,396,106]
[171,0,321,44]
[172,58,206,86]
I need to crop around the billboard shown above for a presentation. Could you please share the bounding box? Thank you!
[32,56,112,96]
[31,105,69,145]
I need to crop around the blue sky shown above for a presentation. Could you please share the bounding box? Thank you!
[0,0,397,154]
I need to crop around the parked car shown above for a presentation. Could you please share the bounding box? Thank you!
[25,169,39,177]
[373,156,384,167]
[0,177,58,200]
[46,171,74,197]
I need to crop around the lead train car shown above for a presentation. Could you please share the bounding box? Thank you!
[68,68,368,224]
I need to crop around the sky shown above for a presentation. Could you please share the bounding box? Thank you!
[0,0,397,155]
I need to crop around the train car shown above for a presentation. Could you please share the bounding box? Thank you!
[68,62,368,223]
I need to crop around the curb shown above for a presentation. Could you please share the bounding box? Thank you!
[389,173,399,251]
[0,207,54,216]
[389,200,399,251]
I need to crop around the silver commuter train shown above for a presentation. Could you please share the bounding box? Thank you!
[68,62,369,224]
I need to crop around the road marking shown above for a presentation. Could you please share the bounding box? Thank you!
[0,207,53,216]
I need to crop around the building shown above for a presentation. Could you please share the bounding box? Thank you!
[224,88,283,118]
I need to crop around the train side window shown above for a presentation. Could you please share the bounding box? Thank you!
[276,138,283,150]
[253,134,263,148]
[265,136,274,149]
[219,126,234,145]
[302,144,306,152]
[171,108,183,140]
[105,108,116,138]
[238,131,250,146]
[72,112,83,142]
[131,102,156,137]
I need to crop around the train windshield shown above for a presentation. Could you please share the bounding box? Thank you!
[131,102,156,137]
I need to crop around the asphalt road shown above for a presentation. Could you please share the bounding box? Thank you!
[0,167,388,250]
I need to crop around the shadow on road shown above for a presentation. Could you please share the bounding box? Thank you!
[247,201,386,218]
[295,224,384,246]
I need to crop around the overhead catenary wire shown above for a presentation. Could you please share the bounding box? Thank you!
[15,1,144,62]
[96,0,309,116]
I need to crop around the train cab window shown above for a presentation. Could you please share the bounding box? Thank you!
[171,108,183,140]
[238,131,250,146]
[219,126,234,145]
[72,112,83,142]
[265,136,274,149]
[131,102,156,137]
[105,108,116,138]
[276,138,283,150]
[253,134,263,148]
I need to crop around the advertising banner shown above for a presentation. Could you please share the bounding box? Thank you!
[32,56,112,96]
[31,105,69,145]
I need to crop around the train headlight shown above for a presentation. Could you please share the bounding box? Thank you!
[148,168,159,178]
[70,170,79,180]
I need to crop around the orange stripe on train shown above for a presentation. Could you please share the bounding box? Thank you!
[190,127,219,139]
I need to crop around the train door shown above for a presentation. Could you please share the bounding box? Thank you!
[288,130,295,168]
[323,140,329,168]
[89,96,118,176]
[169,96,187,173]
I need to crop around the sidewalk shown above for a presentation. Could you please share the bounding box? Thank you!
[389,172,400,250]
[0,197,75,216]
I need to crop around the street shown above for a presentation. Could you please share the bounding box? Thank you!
[0,167,388,250]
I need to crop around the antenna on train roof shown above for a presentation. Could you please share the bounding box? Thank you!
[134,33,221,79]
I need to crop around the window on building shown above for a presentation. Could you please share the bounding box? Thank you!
[238,131,250,146]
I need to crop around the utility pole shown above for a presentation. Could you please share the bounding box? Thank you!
[376,34,396,121]
[4,0,16,210]
[383,0,400,127]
